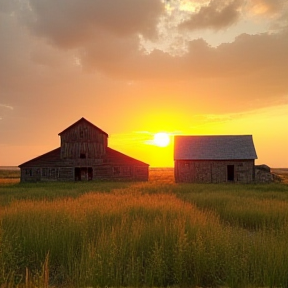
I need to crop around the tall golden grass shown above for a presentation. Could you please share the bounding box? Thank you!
[0,169,288,287]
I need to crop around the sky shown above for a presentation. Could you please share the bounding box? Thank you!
[0,0,288,168]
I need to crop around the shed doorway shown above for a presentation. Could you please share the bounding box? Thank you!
[227,165,234,181]
[75,167,93,181]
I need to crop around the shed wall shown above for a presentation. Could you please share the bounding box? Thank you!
[174,160,255,183]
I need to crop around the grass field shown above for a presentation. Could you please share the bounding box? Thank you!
[0,168,288,288]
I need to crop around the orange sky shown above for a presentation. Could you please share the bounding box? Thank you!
[0,0,288,168]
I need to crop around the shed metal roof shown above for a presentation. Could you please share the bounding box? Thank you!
[174,135,257,160]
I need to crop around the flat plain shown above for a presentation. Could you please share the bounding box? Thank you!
[1,168,288,288]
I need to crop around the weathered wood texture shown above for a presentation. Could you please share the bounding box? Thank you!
[19,118,149,182]
[174,160,255,183]
[20,165,149,182]
[20,167,74,182]
[60,121,108,159]
[93,165,149,181]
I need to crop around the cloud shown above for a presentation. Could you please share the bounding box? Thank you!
[80,28,288,87]
[190,103,288,130]
[0,0,287,168]
[249,0,287,16]
[0,104,14,110]
[1,0,287,117]
[0,103,14,120]
[22,0,164,48]
[179,0,241,31]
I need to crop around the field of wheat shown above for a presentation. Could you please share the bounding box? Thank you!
[1,168,288,288]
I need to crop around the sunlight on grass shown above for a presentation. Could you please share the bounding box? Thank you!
[1,169,288,287]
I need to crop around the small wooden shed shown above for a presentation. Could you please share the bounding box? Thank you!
[19,118,149,182]
[174,135,257,183]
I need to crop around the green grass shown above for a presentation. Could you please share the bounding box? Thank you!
[0,179,130,207]
[177,183,288,230]
[1,169,288,287]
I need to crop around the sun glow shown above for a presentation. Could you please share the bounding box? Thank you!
[153,132,170,147]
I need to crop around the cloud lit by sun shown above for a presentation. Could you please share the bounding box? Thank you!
[164,0,205,13]
[1,0,287,168]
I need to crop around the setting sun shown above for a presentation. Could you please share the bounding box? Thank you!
[153,133,170,147]
[0,0,287,170]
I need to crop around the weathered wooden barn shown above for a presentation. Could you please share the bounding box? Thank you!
[19,118,149,182]
[174,135,257,183]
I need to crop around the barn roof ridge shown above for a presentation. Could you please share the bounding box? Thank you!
[58,117,108,137]
[174,135,257,160]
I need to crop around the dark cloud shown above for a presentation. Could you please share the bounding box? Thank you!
[0,0,287,167]
[79,32,140,73]
[23,0,164,48]
[0,0,17,13]
[1,0,287,113]
[79,28,288,83]
[179,0,241,31]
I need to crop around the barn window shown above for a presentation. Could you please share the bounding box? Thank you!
[113,167,120,175]
[25,169,32,176]
[80,130,84,138]
[50,168,56,178]
[80,153,86,159]
[42,168,48,177]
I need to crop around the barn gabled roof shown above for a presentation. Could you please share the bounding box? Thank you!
[19,147,149,168]
[19,148,62,168]
[58,117,108,137]
[105,147,149,166]
[174,135,257,160]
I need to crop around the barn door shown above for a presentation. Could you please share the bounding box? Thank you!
[80,168,87,180]
[75,167,81,181]
[75,167,92,181]
[88,167,93,180]
[227,165,234,181]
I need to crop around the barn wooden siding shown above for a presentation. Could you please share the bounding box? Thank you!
[174,160,255,183]
[20,167,74,182]
[19,118,149,182]
[60,121,108,159]
[93,165,149,181]
[20,165,148,182]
